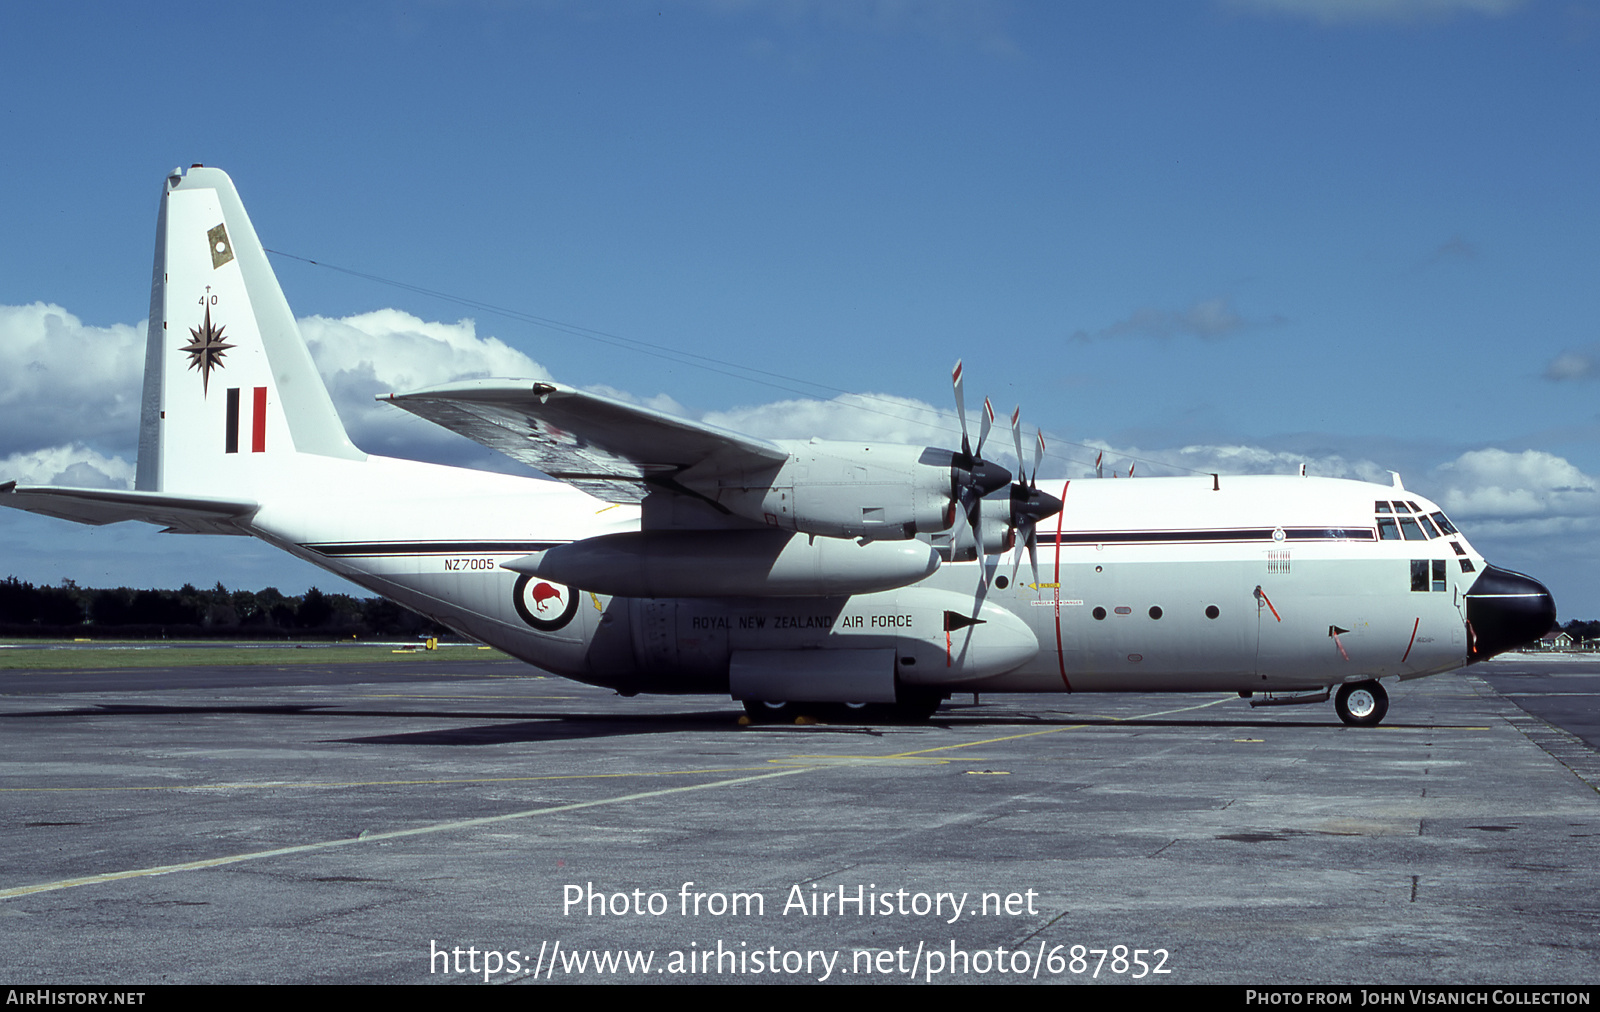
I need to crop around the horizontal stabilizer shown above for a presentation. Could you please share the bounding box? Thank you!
[0,482,258,535]
[381,380,788,503]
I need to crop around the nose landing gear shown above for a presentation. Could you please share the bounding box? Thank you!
[1334,680,1389,727]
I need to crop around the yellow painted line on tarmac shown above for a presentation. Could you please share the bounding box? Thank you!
[0,765,822,900]
[885,695,1236,759]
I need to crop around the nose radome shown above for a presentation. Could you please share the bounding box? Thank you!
[1465,565,1557,661]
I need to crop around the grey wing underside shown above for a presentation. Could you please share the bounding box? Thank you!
[380,379,789,504]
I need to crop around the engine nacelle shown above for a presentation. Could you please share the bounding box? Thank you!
[505,529,940,598]
[677,441,969,540]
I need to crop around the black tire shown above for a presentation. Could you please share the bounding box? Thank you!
[1334,680,1388,727]
[892,689,944,722]
[742,700,798,723]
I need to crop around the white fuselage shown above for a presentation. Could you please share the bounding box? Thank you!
[246,456,1480,698]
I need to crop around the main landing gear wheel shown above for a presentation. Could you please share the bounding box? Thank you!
[742,700,800,723]
[893,690,944,722]
[1334,680,1388,727]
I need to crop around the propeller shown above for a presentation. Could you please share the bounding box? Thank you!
[1006,406,1064,588]
[944,362,1063,590]
[948,361,1011,545]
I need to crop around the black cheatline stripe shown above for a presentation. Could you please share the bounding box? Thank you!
[303,541,565,557]
[1038,527,1375,546]
[224,388,240,454]
[1284,528,1375,541]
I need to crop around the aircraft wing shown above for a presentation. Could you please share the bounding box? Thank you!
[381,379,790,504]
[0,483,259,535]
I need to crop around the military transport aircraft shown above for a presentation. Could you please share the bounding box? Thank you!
[0,166,1557,725]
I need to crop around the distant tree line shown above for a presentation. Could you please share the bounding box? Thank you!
[0,577,451,639]
[1558,619,1600,643]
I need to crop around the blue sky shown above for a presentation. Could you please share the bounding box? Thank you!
[3,0,1599,615]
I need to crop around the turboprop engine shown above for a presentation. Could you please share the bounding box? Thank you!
[675,440,1010,541]
[505,529,942,598]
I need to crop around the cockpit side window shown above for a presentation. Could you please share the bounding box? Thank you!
[1417,515,1441,539]
[1431,511,1458,535]
[1399,518,1426,540]
[1378,518,1400,540]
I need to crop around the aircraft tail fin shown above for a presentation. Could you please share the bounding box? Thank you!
[135,165,363,496]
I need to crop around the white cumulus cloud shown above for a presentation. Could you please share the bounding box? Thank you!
[300,310,552,457]
[1430,448,1598,521]
[0,302,558,468]
[0,303,145,457]
[1055,440,1395,483]
[1,444,135,489]
[704,392,960,446]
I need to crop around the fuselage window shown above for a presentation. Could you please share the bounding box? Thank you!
[1432,559,1447,592]
[1400,518,1426,540]
[1092,607,1107,621]
[1149,606,1163,619]
[1205,605,1220,619]
[1411,560,1429,592]
[1460,558,1476,573]
[1378,518,1400,540]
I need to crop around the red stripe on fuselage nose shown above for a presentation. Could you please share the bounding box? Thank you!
[1054,480,1071,691]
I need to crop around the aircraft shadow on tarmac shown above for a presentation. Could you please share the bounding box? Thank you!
[0,699,1425,746]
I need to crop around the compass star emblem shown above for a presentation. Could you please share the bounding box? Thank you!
[180,304,234,396]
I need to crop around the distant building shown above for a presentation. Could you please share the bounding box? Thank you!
[1538,631,1575,651]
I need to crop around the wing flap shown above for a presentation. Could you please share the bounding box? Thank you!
[0,482,259,535]
[381,380,788,504]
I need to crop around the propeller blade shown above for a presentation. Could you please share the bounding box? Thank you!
[1009,521,1026,586]
[1010,406,1024,481]
[951,360,969,457]
[977,397,994,459]
[1027,526,1041,588]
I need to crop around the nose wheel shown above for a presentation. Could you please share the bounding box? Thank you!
[1334,680,1388,727]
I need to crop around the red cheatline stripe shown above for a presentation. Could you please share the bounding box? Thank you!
[251,386,267,452]
[1054,480,1071,691]
[1401,616,1420,663]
